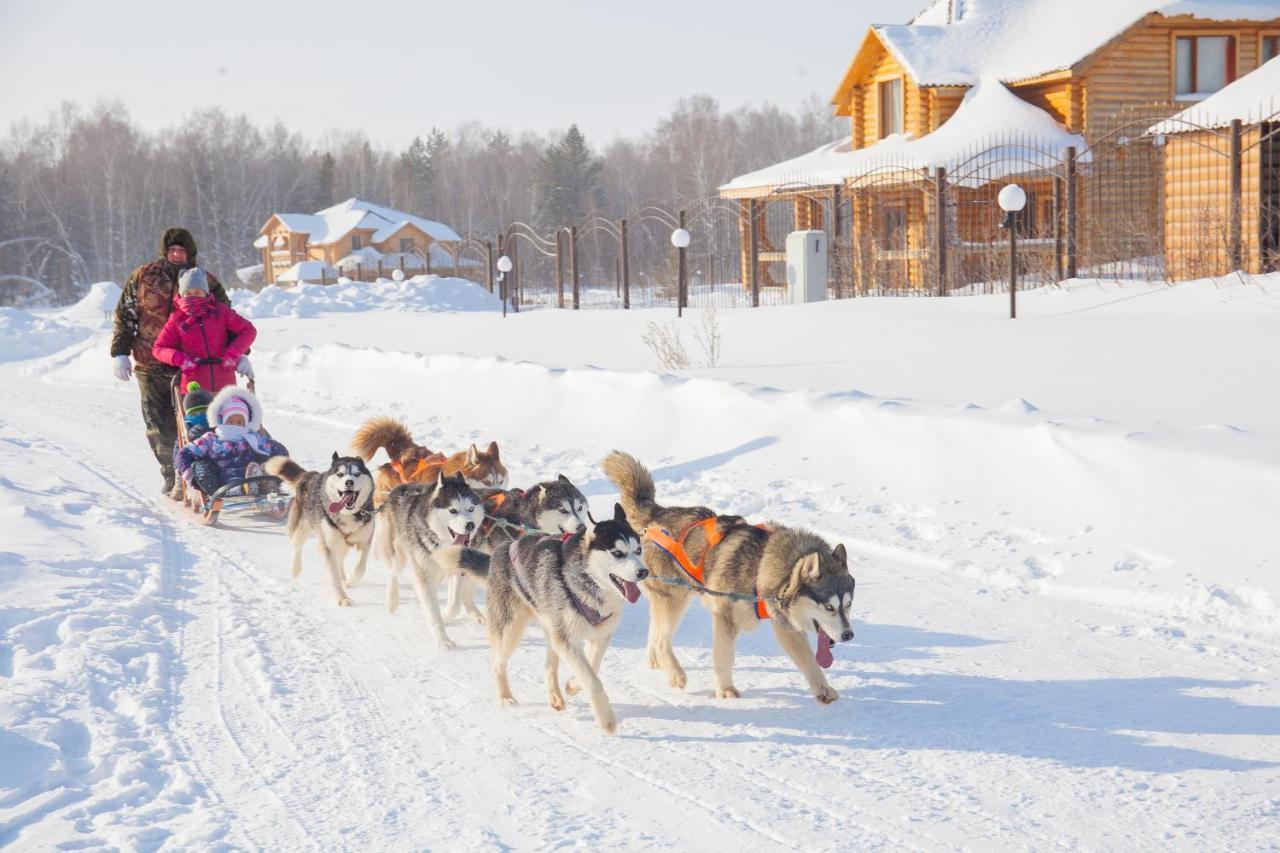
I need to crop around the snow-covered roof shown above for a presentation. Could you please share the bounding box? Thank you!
[1148,56,1280,133]
[316,198,462,243]
[276,260,337,283]
[724,79,1083,193]
[875,0,1280,87]
[253,235,268,249]
[262,199,462,246]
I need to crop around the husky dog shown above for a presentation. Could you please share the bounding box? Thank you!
[265,453,377,607]
[602,451,855,705]
[435,504,648,734]
[379,471,484,649]
[442,474,591,620]
[350,416,446,506]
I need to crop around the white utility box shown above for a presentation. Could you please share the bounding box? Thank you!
[785,230,827,304]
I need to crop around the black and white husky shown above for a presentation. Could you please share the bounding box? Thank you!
[442,474,591,621]
[265,453,377,607]
[379,471,484,649]
[435,504,648,734]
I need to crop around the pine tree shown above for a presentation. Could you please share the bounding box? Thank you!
[313,151,336,209]
[536,124,602,228]
[394,135,433,213]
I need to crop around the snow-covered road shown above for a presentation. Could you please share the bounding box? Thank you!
[3,280,1279,849]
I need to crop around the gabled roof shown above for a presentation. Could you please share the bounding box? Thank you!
[726,79,1083,194]
[853,0,1280,89]
[1149,55,1280,133]
[260,199,462,245]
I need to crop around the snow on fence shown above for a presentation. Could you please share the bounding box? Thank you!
[448,103,1279,312]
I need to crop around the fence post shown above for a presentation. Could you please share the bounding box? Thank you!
[677,209,687,317]
[511,239,520,313]
[621,218,630,309]
[832,186,843,299]
[570,225,580,310]
[1229,118,1243,272]
[321,267,327,286]
[377,260,383,279]
[1065,146,1078,280]
[555,230,565,308]
[399,254,405,273]
[748,199,760,307]
[486,241,494,293]
[1053,175,1064,283]
[497,233,506,316]
[935,166,948,296]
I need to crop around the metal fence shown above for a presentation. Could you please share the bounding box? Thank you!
[437,103,1280,311]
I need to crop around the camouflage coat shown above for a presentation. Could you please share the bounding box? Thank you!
[110,227,230,372]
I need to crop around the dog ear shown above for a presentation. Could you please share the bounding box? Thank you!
[436,468,445,488]
[487,441,499,457]
[833,543,847,565]
[613,502,627,524]
[801,552,822,581]
[466,444,479,464]
[332,451,340,464]
[453,471,466,484]
[537,484,547,500]
[557,473,570,485]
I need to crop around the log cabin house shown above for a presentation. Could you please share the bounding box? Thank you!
[721,0,1280,291]
[255,198,462,285]
[1150,57,1280,278]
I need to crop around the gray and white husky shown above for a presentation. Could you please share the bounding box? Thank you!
[602,450,856,705]
[379,470,484,649]
[435,503,649,734]
[265,453,377,607]
[442,474,591,620]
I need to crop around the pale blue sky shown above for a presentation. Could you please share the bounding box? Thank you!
[0,0,924,146]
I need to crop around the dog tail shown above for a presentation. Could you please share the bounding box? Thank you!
[601,450,659,527]
[264,455,306,485]
[433,546,491,583]
[351,416,416,462]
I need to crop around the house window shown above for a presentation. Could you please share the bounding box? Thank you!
[878,78,903,139]
[1263,35,1279,64]
[400,238,414,253]
[881,206,907,250]
[1175,35,1235,99]
[351,235,362,250]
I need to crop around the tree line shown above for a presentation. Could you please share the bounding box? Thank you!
[0,95,841,304]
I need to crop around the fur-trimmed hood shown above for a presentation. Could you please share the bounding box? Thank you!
[206,385,264,431]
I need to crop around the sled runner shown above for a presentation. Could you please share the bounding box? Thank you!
[170,375,291,526]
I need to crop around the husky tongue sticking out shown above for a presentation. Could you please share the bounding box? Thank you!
[453,532,469,545]
[328,492,357,514]
[814,623,834,669]
[611,575,642,603]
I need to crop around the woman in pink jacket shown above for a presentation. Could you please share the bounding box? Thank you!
[152,267,257,394]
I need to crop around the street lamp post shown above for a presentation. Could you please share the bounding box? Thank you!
[497,254,513,318]
[997,183,1027,320]
[671,221,691,318]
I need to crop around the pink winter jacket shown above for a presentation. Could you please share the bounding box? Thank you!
[152,301,257,394]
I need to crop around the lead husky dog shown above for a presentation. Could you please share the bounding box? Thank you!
[602,450,856,705]
[435,504,648,734]
[379,471,484,649]
[442,474,591,620]
[265,453,377,607]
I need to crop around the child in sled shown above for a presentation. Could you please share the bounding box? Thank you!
[176,386,288,498]
[152,267,257,395]
[181,381,213,441]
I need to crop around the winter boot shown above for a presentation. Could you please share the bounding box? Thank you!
[191,459,222,497]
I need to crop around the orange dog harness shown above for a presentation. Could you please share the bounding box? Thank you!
[644,517,770,620]
[391,458,430,483]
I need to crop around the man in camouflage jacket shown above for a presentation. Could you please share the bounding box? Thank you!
[111,227,231,498]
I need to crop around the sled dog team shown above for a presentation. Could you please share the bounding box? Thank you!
[264,417,857,735]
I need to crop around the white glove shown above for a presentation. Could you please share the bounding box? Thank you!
[236,356,254,379]
[112,354,133,382]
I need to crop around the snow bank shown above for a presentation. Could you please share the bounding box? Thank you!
[255,343,1280,636]
[56,281,120,324]
[231,275,501,318]
[0,307,98,362]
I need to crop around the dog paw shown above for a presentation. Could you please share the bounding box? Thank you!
[669,671,688,690]
[290,563,302,579]
[437,636,457,651]
[716,686,741,699]
[597,712,618,735]
[470,612,486,627]
[337,595,352,607]
[548,693,566,711]
[814,684,839,705]
[565,677,581,697]
[498,694,518,708]
[647,651,659,670]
